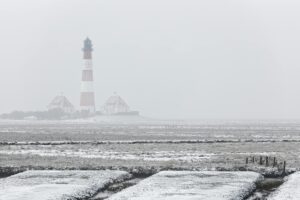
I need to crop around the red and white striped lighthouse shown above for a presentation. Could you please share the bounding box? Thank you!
[80,37,96,113]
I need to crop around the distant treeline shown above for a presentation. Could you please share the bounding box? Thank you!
[0,109,94,120]
[0,109,139,120]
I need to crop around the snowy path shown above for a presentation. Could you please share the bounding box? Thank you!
[0,170,130,200]
[268,172,300,200]
[108,171,262,200]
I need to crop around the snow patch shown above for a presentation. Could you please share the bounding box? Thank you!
[108,171,263,200]
[0,149,213,162]
[0,170,130,200]
[268,172,300,200]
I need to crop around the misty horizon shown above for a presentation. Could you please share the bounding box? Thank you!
[1,0,300,119]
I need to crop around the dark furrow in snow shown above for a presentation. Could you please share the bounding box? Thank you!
[1,139,300,146]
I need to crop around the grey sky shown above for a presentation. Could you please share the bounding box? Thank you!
[0,0,300,119]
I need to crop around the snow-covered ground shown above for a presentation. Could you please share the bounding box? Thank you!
[0,121,298,199]
[268,172,300,200]
[0,140,297,171]
[108,171,263,200]
[0,149,213,162]
[2,121,300,142]
[0,170,130,200]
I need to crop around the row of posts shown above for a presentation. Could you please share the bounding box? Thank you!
[245,156,286,175]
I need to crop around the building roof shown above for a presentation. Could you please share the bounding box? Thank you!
[83,37,93,52]
[48,95,75,112]
[101,94,130,115]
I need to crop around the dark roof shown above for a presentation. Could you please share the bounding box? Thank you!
[83,37,93,51]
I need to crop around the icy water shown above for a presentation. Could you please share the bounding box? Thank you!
[0,120,300,170]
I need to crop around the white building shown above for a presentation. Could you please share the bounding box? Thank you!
[101,94,131,115]
[48,95,75,113]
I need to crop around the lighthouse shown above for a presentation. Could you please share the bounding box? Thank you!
[80,38,96,113]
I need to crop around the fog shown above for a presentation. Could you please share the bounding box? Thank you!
[0,0,300,119]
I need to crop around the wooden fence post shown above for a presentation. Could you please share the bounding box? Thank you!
[259,156,263,165]
[273,157,276,167]
[282,161,286,176]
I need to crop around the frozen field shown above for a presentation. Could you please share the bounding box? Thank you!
[108,171,263,200]
[268,172,300,200]
[1,120,300,142]
[0,120,299,199]
[0,120,300,170]
[0,170,130,200]
[0,170,264,200]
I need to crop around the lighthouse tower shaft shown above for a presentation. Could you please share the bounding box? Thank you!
[80,38,95,113]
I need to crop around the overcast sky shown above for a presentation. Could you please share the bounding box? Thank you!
[1,0,300,119]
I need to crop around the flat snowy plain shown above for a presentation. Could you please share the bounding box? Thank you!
[0,170,130,200]
[108,171,263,200]
[0,120,300,199]
[1,120,300,170]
